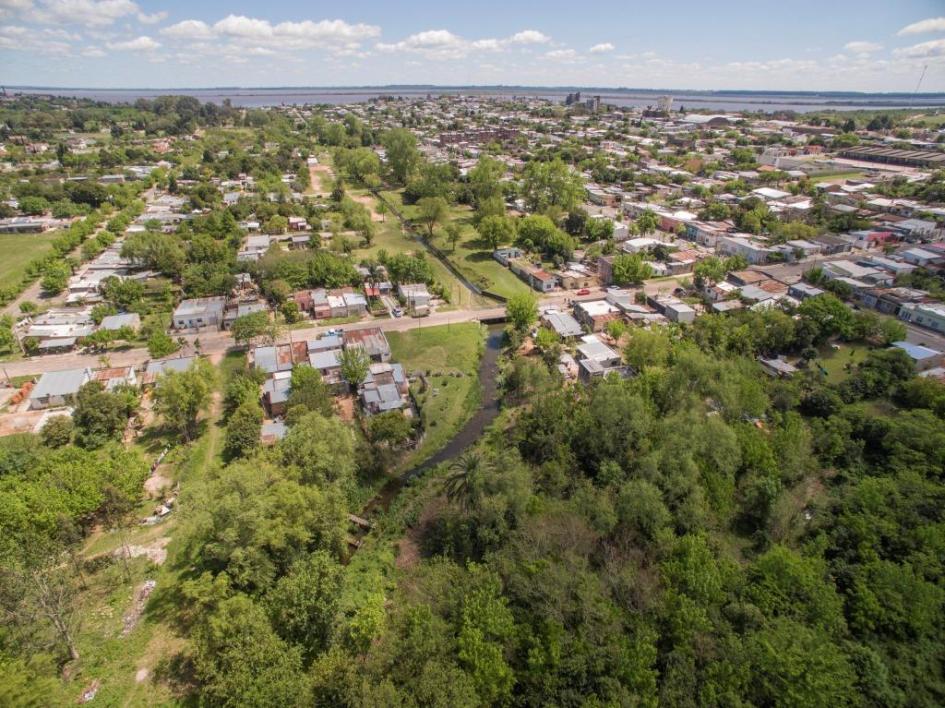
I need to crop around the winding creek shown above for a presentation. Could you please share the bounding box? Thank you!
[354,324,504,537]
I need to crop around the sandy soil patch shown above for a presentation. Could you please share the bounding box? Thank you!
[122,579,157,636]
[114,536,170,566]
[351,193,384,221]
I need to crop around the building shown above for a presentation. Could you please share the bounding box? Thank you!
[263,372,292,417]
[360,362,410,415]
[141,356,196,387]
[899,302,945,333]
[541,309,584,339]
[758,357,798,378]
[575,336,627,382]
[98,313,141,332]
[251,341,309,375]
[892,341,943,372]
[344,327,391,362]
[493,247,523,266]
[29,368,92,410]
[398,283,432,314]
[172,297,227,330]
[573,299,620,332]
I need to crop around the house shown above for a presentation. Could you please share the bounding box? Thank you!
[344,327,391,362]
[308,348,344,388]
[650,296,697,324]
[758,357,798,378]
[573,299,620,332]
[141,355,196,387]
[263,372,292,417]
[294,289,331,320]
[510,259,557,292]
[360,362,410,415]
[98,313,141,332]
[172,297,227,330]
[788,283,825,301]
[261,420,287,445]
[575,335,627,382]
[251,341,309,375]
[29,368,92,410]
[541,309,584,339]
[859,287,929,316]
[557,265,595,290]
[493,247,523,266]
[93,366,138,391]
[822,260,894,287]
[899,302,945,333]
[892,341,943,372]
[223,300,269,330]
[718,236,773,265]
[398,283,432,314]
[901,248,943,268]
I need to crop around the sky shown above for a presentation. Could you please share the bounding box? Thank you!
[1,0,945,92]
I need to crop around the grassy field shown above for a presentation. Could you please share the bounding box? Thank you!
[388,322,484,466]
[350,189,489,309]
[383,193,530,300]
[0,231,60,290]
[814,342,871,382]
[810,171,867,184]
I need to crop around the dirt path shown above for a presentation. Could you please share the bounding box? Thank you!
[351,192,384,222]
[308,160,333,196]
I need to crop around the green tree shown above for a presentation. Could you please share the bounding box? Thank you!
[231,310,271,347]
[147,329,180,359]
[610,253,654,286]
[382,128,420,184]
[286,365,333,417]
[224,402,263,461]
[506,291,538,333]
[280,412,357,488]
[416,196,449,239]
[39,415,73,448]
[477,214,516,250]
[153,358,215,441]
[40,262,69,295]
[635,210,660,236]
[522,157,585,212]
[72,381,132,448]
[338,346,370,389]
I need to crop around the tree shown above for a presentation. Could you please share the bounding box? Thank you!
[416,196,449,239]
[147,329,180,359]
[635,210,660,236]
[445,223,462,252]
[266,551,343,661]
[517,214,574,260]
[224,402,263,461]
[506,291,538,333]
[383,128,420,184]
[40,415,73,448]
[280,412,357,489]
[231,310,271,347]
[367,410,414,446]
[468,155,505,204]
[477,214,516,251]
[192,594,308,706]
[522,158,585,212]
[266,214,288,234]
[610,253,654,286]
[286,365,333,417]
[338,346,370,389]
[444,452,484,511]
[72,381,132,448]
[40,262,69,295]
[153,359,215,441]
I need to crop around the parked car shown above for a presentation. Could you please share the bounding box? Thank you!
[576,288,591,296]
[392,308,404,318]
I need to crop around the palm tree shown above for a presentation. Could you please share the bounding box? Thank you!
[443,451,484,511]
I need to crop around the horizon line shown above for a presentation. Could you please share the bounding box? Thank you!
[6,84,945,98]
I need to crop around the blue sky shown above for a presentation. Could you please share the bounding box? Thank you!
[1,0,944,91]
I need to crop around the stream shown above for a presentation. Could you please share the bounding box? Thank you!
[356,324,504,526]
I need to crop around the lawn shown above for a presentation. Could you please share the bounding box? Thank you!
[0,231,60,290]
[388,322,484,466]
[810,171,867,184]
[814,342,870,382]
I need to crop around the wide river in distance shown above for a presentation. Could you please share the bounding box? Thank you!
[10,86,945,113]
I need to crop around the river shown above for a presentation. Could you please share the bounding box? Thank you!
[10,86,945,113]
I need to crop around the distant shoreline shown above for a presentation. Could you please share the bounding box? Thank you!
[7,85,945,112]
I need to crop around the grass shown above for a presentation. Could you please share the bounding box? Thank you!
[349,189,490,310]
[388,322,484,466]
[0,231,61,290]
[814,342,870,382]
[809,171,867,184]
[51,355,240,705]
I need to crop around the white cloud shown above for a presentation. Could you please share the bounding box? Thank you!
[546,48,577,60]
[159,14,380,52]
[30,0,140,27]
[589,42,614,53]
[136,9,165,24]
[160,19,211,39]
[844,40,882,53]
[893,38,945,58]
[377,28,554,59]
[897,17,945,36]
[81,46,104,56]
[508,29,549,45]
[106,34,158,50]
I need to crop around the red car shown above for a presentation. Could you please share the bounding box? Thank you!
[576,288,591,296]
